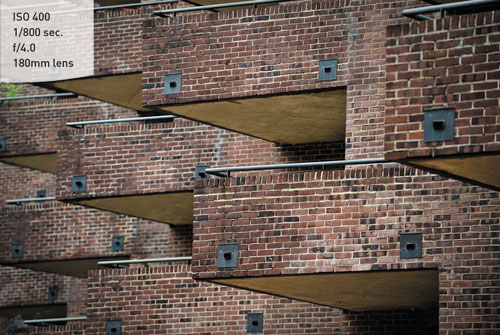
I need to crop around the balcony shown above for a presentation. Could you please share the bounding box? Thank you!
[87,263,344,333]
[142,0,349,144]
[0,200,177,277]
[56,116,343,223]
[192,165,499,314]
[85,262,438,333]
[385,10,500,191]
[40,1,178,113]
[0,266,86,326]
[0,86,137,174]
[0,159,178,277]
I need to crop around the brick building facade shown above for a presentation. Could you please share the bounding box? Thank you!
[0,0,498,334]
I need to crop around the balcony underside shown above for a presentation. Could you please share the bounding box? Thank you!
[0,303,66,320]
[0,153,56,174]
[71,191,193,225]
[213,269,438,311]
[40,73,149,112]
[406,153,500,192]
[159,89,347,144]
[5,256,129,278]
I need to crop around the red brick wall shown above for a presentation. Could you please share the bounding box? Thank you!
[0,163,55,205]
[385,11,500,160]
[1,157,180,263]
[0,95,137,157]
[0,202,176,263]
[0,265,87,335]
[142,0,350,105]
[0,266,86,315]
[94,3,177,75]
[192,165,500,332]
[165,224,193,257]
[87,264,344,334]
[56,118,344,200]
[0,84,53,98]
[2,320,85,335]
[142,0,425,159]
[87,264,437,334]
[24,324,86,335]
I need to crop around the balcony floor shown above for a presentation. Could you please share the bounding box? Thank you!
[40,73,149,112]
[0,153,56,174]
[406,153,500,192]
[160,89,347,144]
[72,191,193,225]
[6,256,129,278]
[213,269,438,311]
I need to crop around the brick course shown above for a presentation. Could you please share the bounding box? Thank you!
[385,11,500,160]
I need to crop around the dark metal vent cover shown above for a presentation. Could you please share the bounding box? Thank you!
[400,233,422,259]
[217,243,238,268]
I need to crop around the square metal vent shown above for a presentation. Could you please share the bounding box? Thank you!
[106,320,121,335]
[247,313,263,333]
[400,233,422,259]
[12,243,24,258]
[217,243,238,268]
[36,189,46,198]
[164,73,182,95]
[48,287,59,301]
[195,165,210,180]
[112,236,124,252]
[72,175,87,193]
[318,59,337,81]
[424,109,455,142]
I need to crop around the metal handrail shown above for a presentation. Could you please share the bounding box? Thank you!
[0,93,76,102]
[66,115,176,128]
[205,158,388,177]
[2,0,178,12]
[153,0,294,17]
[98,256,192,268]
[6,197,56,205]
[24,317,87,325]
[95,0,178,11]
[402,0,500,20]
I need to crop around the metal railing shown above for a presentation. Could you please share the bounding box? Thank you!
[153,0,293,17]
[0,93,76,103]
[205,158,388,177]
[66,115,176,128]
[402,0,500,20]
[95,0,178,11]
[98,256,192,268]
[6,197,56,205]
[24,317,87,326]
